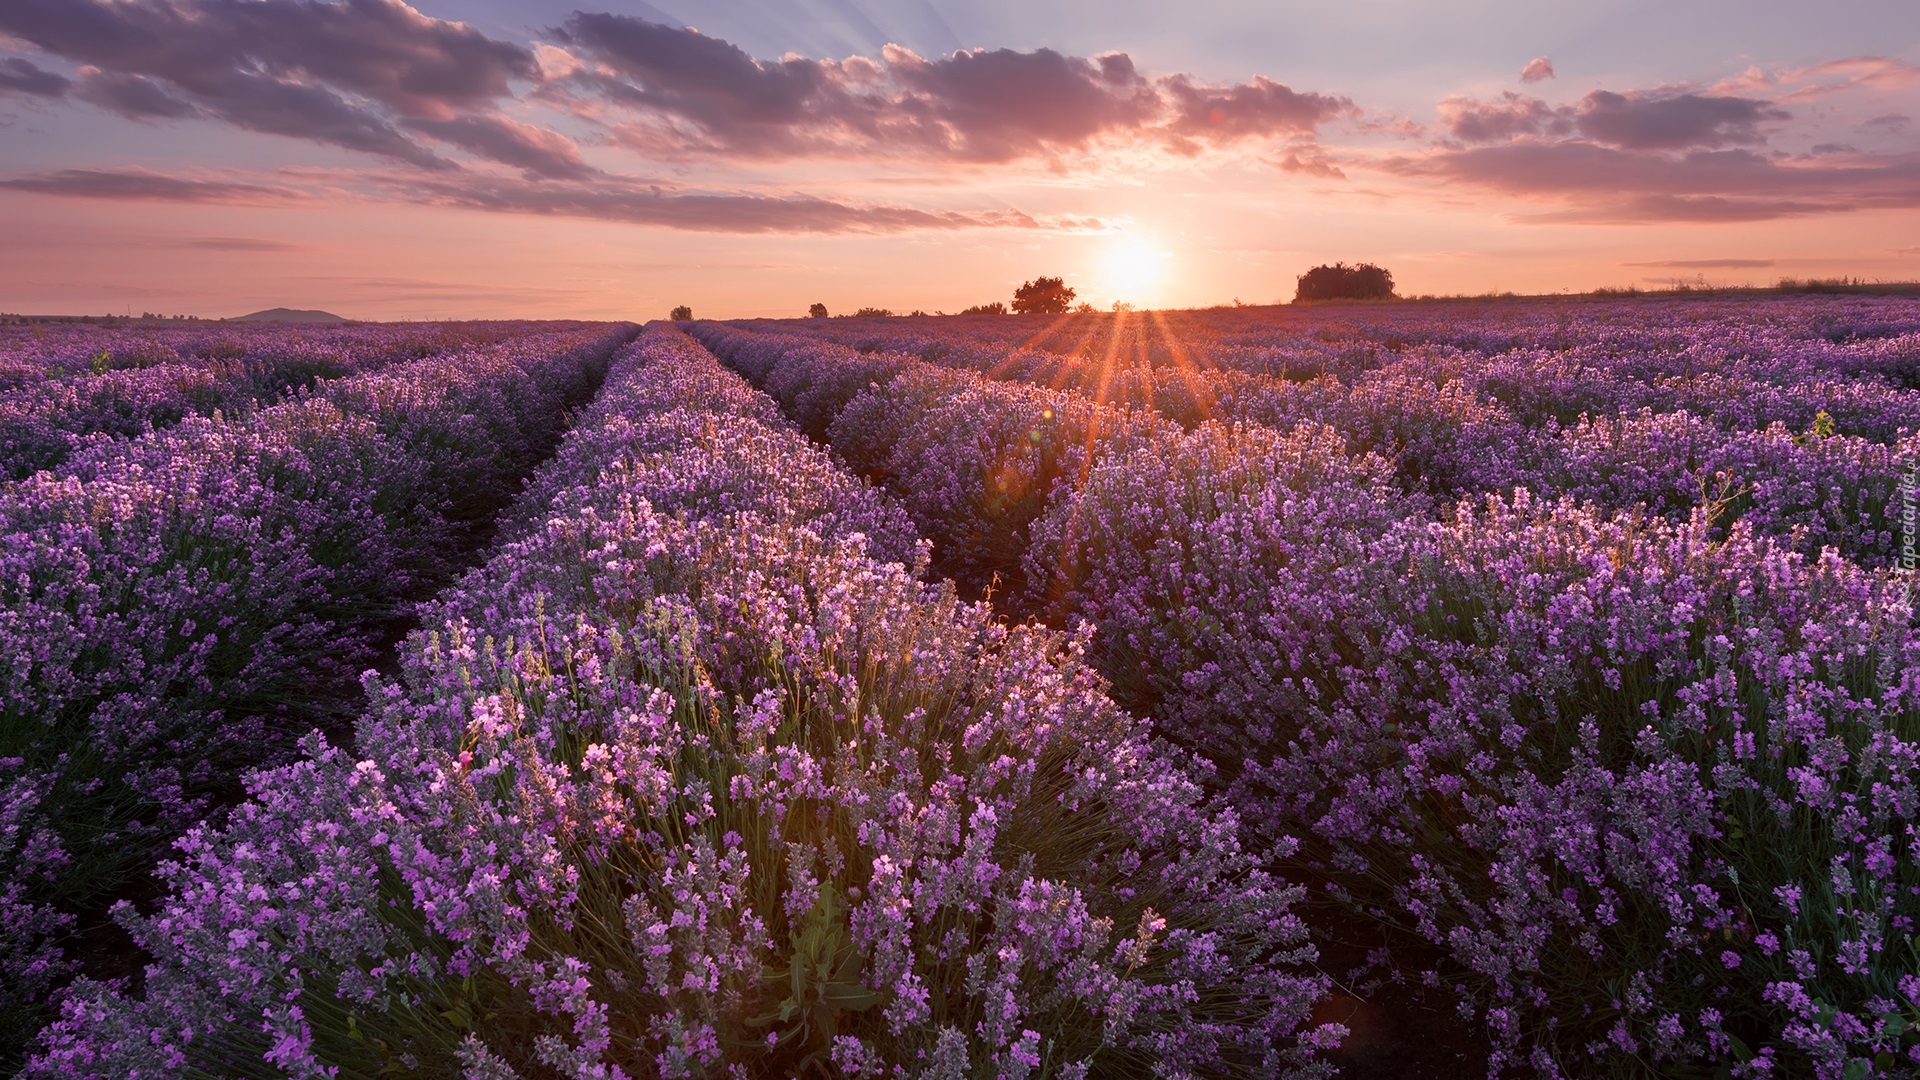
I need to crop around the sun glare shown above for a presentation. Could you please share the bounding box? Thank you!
[1101,237,1169,304]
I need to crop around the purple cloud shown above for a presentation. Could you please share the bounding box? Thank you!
[549,14,1351,163]
[0,162,1060,235]
[0,0,534,168]
[0,168,301,202]
[1383,140,1920,222]
[0,56,69,97]
[1576,90,1787,150]
[551,13,831,129]
[1441,88,1787,151]
[73,71,196,119]
[406,114,595,180]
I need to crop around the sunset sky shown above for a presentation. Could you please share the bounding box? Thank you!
[1,0,1916,320]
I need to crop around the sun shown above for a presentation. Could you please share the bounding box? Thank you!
[1101,236,1169,304]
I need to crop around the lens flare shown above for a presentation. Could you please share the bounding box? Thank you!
[1102,237,1168,304]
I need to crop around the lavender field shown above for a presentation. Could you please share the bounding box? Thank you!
[7,297,1920,1079]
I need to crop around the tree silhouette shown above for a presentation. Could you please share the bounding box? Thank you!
[1294,263,1395,302]
[670,304,693,320]
[959,301,1007,315]
[1012,276,1076,314]
[809,302,829,318]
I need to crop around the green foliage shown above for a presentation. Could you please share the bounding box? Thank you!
[1293,263,1395,302]
[1012,277,1075,315]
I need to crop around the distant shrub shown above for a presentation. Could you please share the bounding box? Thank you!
[959,301,1007,315]
[808,302,828,318]
[669,305,693,320]
[1012,276,1076,314]
[1293,263,1395,302]
[852,307,894,318]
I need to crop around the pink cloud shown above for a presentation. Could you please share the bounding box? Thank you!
[1271,143,1345,178]
[0,164,1066,235]
[1520,57,1555,83]
[548,13,1352,163]
[1382,140,1920,222]
[1440,91,1574,143]
[1714,56,1920,103]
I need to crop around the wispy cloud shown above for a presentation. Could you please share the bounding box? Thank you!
[0,167,304,202]
[378,173,1050,233]
[178,237,302,251]
[1623,258,1775,268]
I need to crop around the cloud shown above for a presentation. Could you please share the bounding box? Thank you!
[0,162,1057,235]
[548,14,1352,163]
[73,70,195,119]
[0,0,533,168]
[1440,91,1573,143]
[1623,258,1776,268]
[1162,74,1354,150]
[884,45,1164,160]
[0,168,302,202]
[1520,57,1554,83]
[1441,89,1787,150]
[405,114,595,179]
[378,173,1050,233]
[0,55,67,97]
[1404,63,1917,224]
[1270,142,1345,178]
[1382,140,1920,222]
[1577,90,1787,150]
[179,237,301,251]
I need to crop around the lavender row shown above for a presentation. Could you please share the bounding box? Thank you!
[32,324,1337,1078]
[0,323,635,1064]
[695,319,1920,1077]
[752,296,1920,391]
[0,322,606,480]
[696,321,1917,573]
[1033,438,1920,1077]
[0,320,557,384]
[687,321,1173,608]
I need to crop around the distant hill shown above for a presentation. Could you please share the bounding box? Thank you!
[228,307,350,323]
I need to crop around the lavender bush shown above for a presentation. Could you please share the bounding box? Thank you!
[700,301,1920,1077]
[0,324,634,1064]
[31,325,1337,1078]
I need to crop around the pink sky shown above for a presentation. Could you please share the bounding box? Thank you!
[1,0,1916,319]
